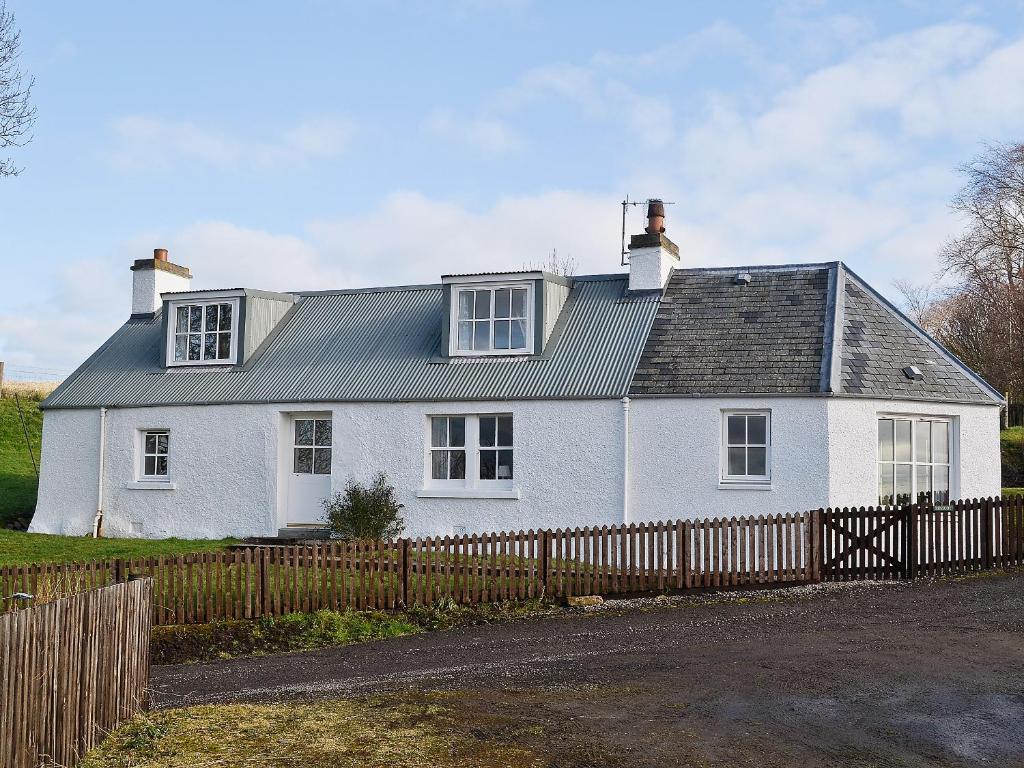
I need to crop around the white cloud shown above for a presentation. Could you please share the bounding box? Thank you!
[108,115,355,172]
[494,63,675,148]
[424,110,523,154]
[22,20,1024,374]
[307,190,623,284]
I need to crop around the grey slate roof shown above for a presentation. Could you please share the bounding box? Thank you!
[629,263,1002,404]
[838,276,996,402]
[630,266,830,395]
[43,275,660,409]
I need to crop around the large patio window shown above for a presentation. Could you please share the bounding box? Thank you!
[877,417,951,506]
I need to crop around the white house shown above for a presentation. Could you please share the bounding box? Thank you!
[30,205,1003,539]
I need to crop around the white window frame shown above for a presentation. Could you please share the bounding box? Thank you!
[448,282,534,357]
[166,297,241,367]
[720,410,771,487]
[421,413,517,498]
[427,415,468,490]
[139,429,170,482]
[291,416,333,476]
[877,415,955,506]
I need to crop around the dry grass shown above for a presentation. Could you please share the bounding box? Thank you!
[0,379,61,401]
[82,695,545,768]
[4,570,90,612]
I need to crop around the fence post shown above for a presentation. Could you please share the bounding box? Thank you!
[815,512,823,581]
[905,504,918,580]
[399,538,411,608]
[539,530,550,596]
[113,558,126,584]
[982,497,993,570]
[681,520,691,589]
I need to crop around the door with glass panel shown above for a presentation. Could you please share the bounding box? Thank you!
[285,415,333,525]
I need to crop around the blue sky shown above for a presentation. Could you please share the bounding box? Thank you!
[2,0,1024,377]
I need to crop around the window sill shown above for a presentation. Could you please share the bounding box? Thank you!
[718,481,773,491]
[126,481,177,491]
[417,487,520,500]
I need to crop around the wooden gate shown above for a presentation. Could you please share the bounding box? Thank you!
[821,507,907,580]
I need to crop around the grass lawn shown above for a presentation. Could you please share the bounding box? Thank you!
[1002,488,1024,496]
[0,394,43,528]
[82,695,542,768]
[0,529,236,567]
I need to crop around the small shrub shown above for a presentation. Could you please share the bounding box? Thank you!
[323,472,405,540]
[1001,428,1024,487]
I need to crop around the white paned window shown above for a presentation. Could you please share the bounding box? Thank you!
[878,417,951,506]
[293,418,332,475]
[142,430,169,479]
[721,411,770,483]
[168,299,239,365]
[426,414,514,489]
[430,416,466,481]
[478,415,514,480]
[454,284,531,354]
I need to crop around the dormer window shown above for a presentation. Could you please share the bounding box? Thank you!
[451,283,533,355]
[166,297,240,366]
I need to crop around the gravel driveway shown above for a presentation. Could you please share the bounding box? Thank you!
[152,571,1024,767]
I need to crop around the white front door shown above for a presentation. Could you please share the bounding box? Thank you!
[285,415,333,526]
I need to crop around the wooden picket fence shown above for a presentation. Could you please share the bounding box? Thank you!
[822,496,1024,580]
[0,578,152,768]
[0,513,814,625]
[1,499,1020,628]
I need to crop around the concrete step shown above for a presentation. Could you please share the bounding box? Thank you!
[276,526,331,540]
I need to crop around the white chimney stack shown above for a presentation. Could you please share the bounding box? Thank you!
[628,199,679,292]
[130,248,192,315]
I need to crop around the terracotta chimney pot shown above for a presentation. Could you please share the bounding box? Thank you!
[645,200,666,234]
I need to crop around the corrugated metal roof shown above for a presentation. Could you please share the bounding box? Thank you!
[44,275,659,409]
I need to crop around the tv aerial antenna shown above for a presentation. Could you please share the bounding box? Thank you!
[621,196,675,266]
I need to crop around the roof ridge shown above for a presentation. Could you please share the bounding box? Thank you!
[674,261,838,275]
[294,273,627,297]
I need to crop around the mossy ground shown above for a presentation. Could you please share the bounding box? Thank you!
[82,695,545,768]
[152,599,553,665]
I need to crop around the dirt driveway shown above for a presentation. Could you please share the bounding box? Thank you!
[152,572,1024,767]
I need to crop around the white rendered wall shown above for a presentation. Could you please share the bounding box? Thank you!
[824,398,1001,508]
[30,395,1002,540]
[330,399,623,538]
[628,397,830,522]
[31,409,101,535]
[32,404,279,539]
[32,399,624,539]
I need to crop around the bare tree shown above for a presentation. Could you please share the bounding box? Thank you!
[0,0,36,177]
[522,248,578,277]
[913,142,1024,398]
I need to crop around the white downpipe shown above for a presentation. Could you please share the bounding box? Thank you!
[92,407,107,538]
[621,397,630,524]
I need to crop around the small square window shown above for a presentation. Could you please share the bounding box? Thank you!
[141,430,170,480]
[721,411,770,484]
